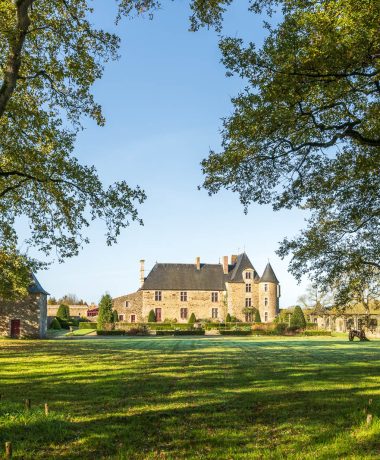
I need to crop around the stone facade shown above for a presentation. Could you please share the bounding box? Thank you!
[0,275,48,339]
[114,253,280,323]
[48,304,90,319]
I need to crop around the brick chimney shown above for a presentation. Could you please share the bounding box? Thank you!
[139,259,145,287]
[196,256,201,270]
[231,254,238,265]
[223,256,228,275]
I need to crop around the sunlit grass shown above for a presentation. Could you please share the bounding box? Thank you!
[0,336,379,459]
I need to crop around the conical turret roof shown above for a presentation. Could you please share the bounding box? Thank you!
[260,263,279,284]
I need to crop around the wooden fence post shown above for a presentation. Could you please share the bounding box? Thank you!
[5,441,12,458]
[25,399,31,411]
[44,403,49,416]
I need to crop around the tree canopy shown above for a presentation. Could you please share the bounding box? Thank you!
[201,0,380,302]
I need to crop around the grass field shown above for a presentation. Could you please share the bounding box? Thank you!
[0,336,379,459]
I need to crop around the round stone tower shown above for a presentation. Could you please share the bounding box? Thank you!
[258,262,280,322]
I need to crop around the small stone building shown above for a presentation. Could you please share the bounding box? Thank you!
[0,274,48,339]
[113,253,280,323]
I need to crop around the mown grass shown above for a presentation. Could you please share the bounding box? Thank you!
[0,336,379,459]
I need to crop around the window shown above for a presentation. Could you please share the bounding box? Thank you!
[180,291,187,302]
[155,308,162,322]
[155,291,162,301]
[245,312,253,322]
[264,312,268,322]
[264,283,268,292]
[211,292,218,302]
[245,271,252,279]
[180,308,188,319]
[130,314,136,323]
[211,308,218,319]
[245,283,251,293]
[125,301,129,307]
[264,297,268,307]
[119,314,124,321]
[245,298,252,307]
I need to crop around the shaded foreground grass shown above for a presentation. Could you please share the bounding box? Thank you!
[0,337,379,459]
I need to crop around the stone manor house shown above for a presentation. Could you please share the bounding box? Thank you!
[113,253,280,323]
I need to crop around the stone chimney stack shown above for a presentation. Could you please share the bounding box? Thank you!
[196,256,201,271]
[223,256,229,275]
[139,259,145,287]
[231,254,238,265]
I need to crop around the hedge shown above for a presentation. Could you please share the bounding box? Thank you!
[96,330,125,336]
[302,330,332,336]
[220,330,252,336]
[79,322,98,329]
[156,330,205,336]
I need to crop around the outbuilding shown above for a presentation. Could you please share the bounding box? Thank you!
[0,274,48,339]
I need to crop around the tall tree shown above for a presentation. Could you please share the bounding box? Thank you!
[0,1,238,299]
[97,293,113,330]
[201,0,380,302]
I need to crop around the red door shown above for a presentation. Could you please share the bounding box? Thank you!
[10,320,21,338]
[155,308,162,322]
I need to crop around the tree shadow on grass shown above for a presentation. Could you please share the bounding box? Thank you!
[0,338,379,459]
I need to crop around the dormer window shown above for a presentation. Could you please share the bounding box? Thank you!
[245,271,252,279]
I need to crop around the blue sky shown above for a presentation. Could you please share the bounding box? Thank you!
[35,1,309,306]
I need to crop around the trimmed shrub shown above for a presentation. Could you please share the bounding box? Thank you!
[49,318,61,330]
[79,322,97,329]
[188,313,196,324]
[226,313,232,322]
[290,306,307,329]
[96,330,125,336]
[56,304,70,321]
[254,309,261,323]
[112,310,119,323]
[220,330,252,336]
[274,323,288,334]
[148,310,156,322]
[98,293,114,330]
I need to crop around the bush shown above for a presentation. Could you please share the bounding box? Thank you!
[254,309,261,323]
[226,313,232,322]
[56,304,70,321]
[112,310,119,323]
[96,330,125,336]
[188,313,196,324]
[56,317,70,329]
[98,293,114,329]
[49,318,61,330]
[125,326,149,336]
[274,323,288,334]
[220,330,252,336]
[79,322,98,329]
[148,310,156,322]
[290,306,307,329]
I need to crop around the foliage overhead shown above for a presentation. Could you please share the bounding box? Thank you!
[201,0,380,301]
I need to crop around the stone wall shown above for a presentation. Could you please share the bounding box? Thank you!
[226,281,260,321]
[113,291,143,322]
[0,293,47,338]
[48,304,89,318]
[141,289,227,322]
[258,282,279,322]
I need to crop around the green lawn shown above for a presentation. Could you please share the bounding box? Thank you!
[0,336,379,459]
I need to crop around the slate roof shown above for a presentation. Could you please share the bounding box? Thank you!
[141,263,226,291]
[28,273,49,296]
[227,253,260,283]
[260,263,279,284]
